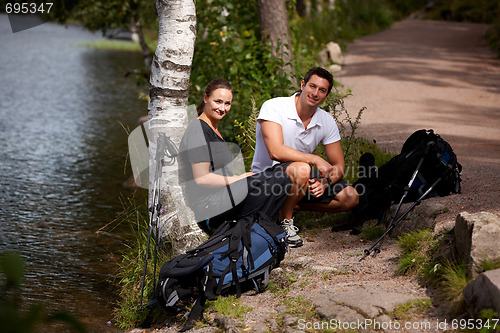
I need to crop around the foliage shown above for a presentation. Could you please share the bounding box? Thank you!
[425,0,499,23]
[396,228,500,321]
[479,259,500,273]
[206,296,253,320]
[324,87,366,178]
[234,96,259,168]
[111,196,171,329]
[0,251,86,333]
[397,229,440,276]
[191,0,296,142]
[67,0,157,36]
[391,299,432,320]
[436,260,469,315]
[290,0,406,75]
[479,309,500,333]
[485,19,500,58]
[360,225,386,241]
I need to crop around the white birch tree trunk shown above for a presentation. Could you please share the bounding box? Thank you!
[149,0,205,256]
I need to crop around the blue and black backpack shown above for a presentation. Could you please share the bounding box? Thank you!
[148,212,287,331]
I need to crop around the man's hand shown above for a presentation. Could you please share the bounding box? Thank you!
[308,178,327,198]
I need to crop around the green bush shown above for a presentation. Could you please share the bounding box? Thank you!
[191,0,295,142]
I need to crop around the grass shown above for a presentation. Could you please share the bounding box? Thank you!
[395,229,500,321]
[391,299,433,320]
[360,225,386,241]
[111,196,172,329]
[206,296,253,320]
[79,40,143,52]
[396,229,439,276]
[437,261,469,315]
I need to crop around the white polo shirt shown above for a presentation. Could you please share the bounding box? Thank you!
[251,94,341,173]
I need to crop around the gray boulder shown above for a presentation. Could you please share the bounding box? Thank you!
[318,41,344,68]
[463,268,500,317]
[385,201,446,238]
[454,212,500,277]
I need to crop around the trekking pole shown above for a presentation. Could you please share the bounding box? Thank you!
[360,173,446,261]
[139,133,169,310]
[369,142,435,258]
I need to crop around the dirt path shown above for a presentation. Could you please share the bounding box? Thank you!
[337,18,500,222]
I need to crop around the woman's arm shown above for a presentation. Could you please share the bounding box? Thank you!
[191,162,253,187]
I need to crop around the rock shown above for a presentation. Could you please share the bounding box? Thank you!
[455,212,500,277]
[325,41,344,65]
[214,314,240,333]
[282,256,315,269]
[318,41,344,67]
[250,322,269,333]
[312,299,364,323]
[283,315,299,327]
[327,64,343,73]
[463,268,500,317]
[267,318,281,332]
[308,283,423,320]
[282,256,337,273]
[318,48,330,68]
[386,201,446,237]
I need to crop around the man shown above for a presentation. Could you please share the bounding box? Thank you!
[251,67,359,247]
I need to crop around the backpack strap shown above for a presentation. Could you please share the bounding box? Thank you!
[204,262,217,301]
[216,218,250,297]
[207,141,236,208]
[179,294,206,332]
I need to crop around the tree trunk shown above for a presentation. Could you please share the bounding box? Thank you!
[296,0,306,17]
[149,0,205,256]
[130,16,152,69]
[257,0,296,76]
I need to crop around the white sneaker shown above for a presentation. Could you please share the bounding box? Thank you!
[280,218,303,248]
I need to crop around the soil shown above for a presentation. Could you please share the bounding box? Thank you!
[132,18,500,333]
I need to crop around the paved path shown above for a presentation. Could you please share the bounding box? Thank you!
[337,19,500,220]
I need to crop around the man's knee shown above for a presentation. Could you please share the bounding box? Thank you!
[337,186,359,210]
[285,162,311,185]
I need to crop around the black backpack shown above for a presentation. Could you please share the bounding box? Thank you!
[148,213,287,331]
[353,129,462,220]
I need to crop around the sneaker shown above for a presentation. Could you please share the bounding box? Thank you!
[280,218,303,248]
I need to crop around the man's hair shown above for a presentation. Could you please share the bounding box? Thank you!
[303,67,334,94]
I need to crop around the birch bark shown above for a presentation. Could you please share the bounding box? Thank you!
[149,0,205,256]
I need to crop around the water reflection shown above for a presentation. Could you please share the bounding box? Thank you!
[0,14,148,331]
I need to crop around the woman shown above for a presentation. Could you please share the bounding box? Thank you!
[179,78,291,233]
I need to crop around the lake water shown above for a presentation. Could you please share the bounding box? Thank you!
[0,14,148,331]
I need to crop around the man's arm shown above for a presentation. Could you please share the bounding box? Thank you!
[260,120,334,177]
[323,141,346,183]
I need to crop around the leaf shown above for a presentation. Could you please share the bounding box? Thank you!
[0,251,25,288]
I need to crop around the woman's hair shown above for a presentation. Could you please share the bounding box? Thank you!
[196,78,234,115]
